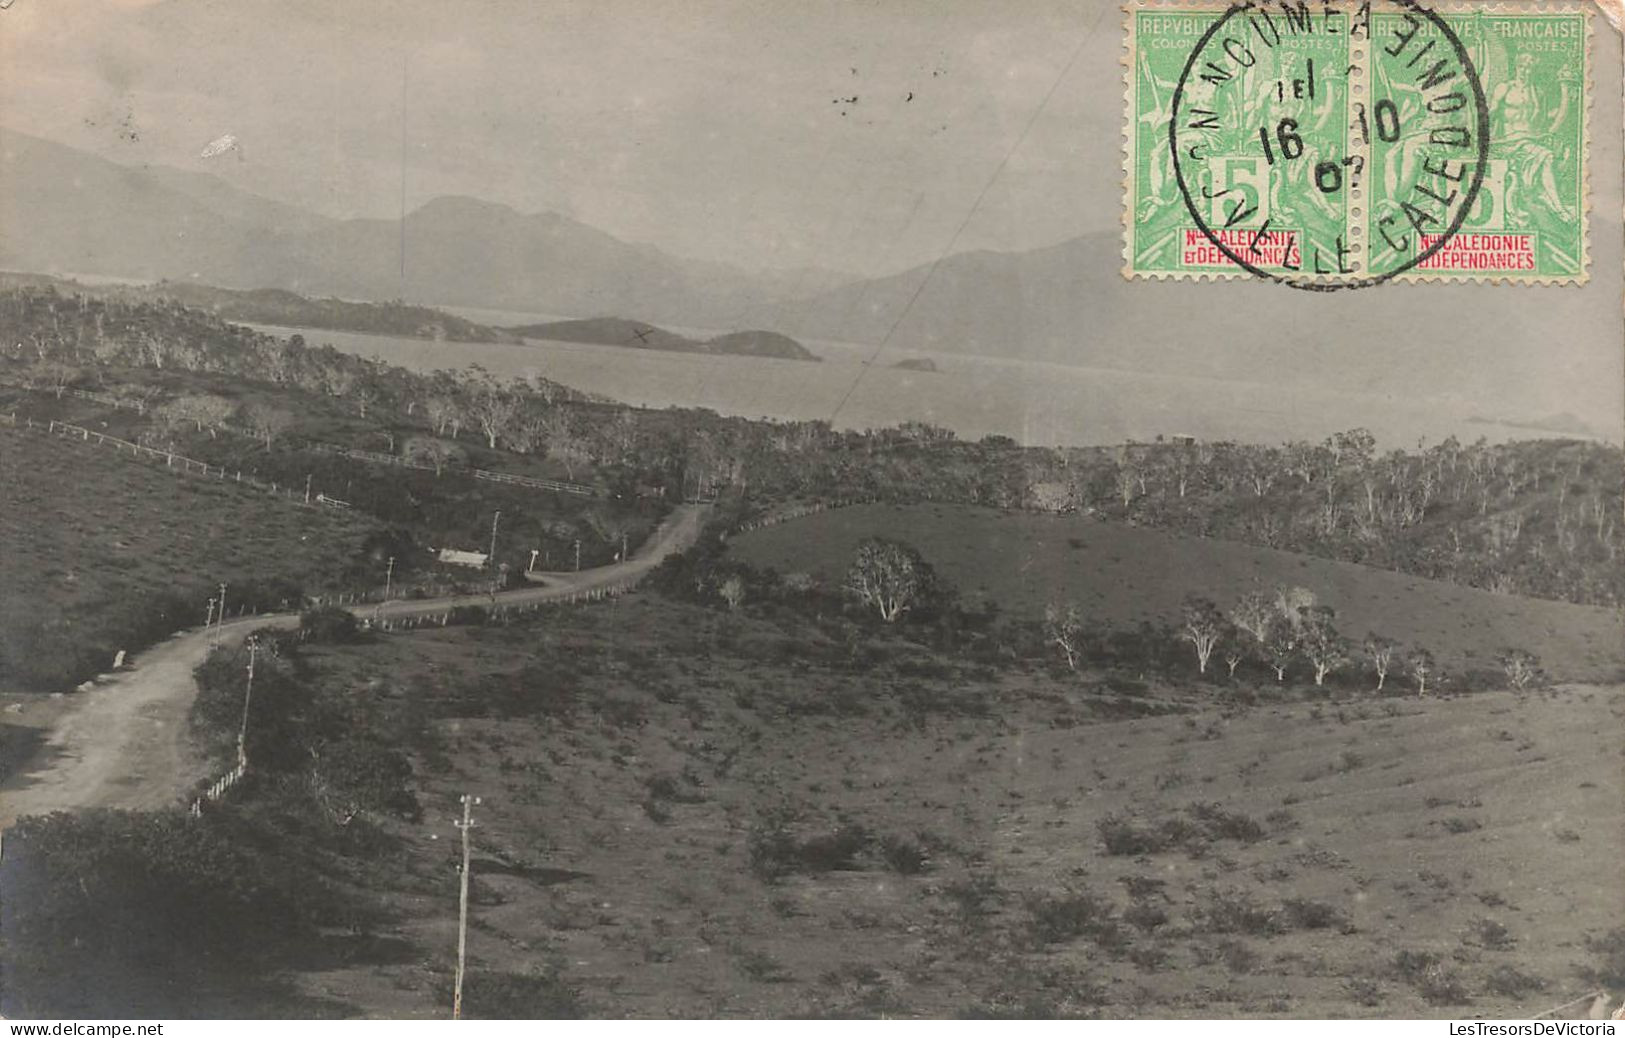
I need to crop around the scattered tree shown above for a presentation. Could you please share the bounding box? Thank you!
[403,435,465,476]
[782,571,817,595]
[507,410,548,455]
[423,394,460,437]
[1273,585,1318,629]
[1409,648,1437,697]
[1499,649,1543,694]
[718,576,746,612]
[352,383,378,419]
[31,360,81,399]
[1180,597,1225,675]
[468,378,521,449]
[1044,601,1085,671]
[241,403,295,450]
[321,366,356,398]
[1263,618,1297,682]
[1364,634,1399,692]
[1229,590,1275,647]
[1298,606,1348,687]
[159,393,235,437]
[1028,481,1073,514]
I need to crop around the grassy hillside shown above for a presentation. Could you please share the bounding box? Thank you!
[727,504,1625,682]
[16,598,1615,1017]
[0,424,380,693]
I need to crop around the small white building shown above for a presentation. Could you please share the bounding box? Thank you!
[436,548,489,568]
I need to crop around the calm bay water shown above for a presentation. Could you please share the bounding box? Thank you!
[250,322,1564,449]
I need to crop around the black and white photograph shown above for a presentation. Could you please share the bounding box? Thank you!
[0,0,1622,1022]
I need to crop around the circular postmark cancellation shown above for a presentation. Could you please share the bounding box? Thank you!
[1167,0,1491,290]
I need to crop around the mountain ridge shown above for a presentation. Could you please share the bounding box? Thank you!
[0,128,856,328]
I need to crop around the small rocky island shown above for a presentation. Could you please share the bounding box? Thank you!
[892,357,940,373]
[509,317,821,361]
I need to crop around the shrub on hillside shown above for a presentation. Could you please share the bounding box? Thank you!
[190,636,316,770]
[300,604,363,643]
[1583,928,1625,989]
[1023,888,1127,950]
[1,808,342,1016]
[306,735,420,822]
[747,812,872,882]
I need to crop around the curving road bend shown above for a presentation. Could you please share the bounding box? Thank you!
[0,504,710,831]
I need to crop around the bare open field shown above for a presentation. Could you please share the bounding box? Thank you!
[235,597,1625,1018]
[727,503,1625,682]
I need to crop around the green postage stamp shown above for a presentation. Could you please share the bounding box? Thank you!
[1123,1,1590,287]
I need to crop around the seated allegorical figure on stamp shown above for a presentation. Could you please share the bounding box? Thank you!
[1491,50,1578,226]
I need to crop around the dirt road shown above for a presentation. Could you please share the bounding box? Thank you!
[0,504,709,831]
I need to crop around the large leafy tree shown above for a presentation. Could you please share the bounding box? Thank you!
[844,538,936,623]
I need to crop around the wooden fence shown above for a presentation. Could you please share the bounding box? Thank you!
[721,495,880,541]
[14,416,320,506]
[306,442,597,497]
[471,467,596,496]
[6,382,602,498]
[364,581,637,632]
[189,748,248,818]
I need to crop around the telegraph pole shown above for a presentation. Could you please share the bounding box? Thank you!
[374,555,397,625]
[487,511,503,601]
[573,539,581,572]
[304,473,313,505]
[206,597,218,646]
[237,637,258,766]
[452,794,481,1021]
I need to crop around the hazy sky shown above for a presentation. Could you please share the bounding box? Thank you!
[3,0,1122,277]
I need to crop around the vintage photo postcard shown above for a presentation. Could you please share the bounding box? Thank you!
[0,0,1621,1022]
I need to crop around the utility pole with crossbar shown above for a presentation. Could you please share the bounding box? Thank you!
[237,637,258,767]
[452,793,480,1020]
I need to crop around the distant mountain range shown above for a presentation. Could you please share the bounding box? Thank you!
[1467,412,1607,440]
[511,317,819,362]
[0,128,852,328]
[763,234,1620,444]
[1,126,1615,443]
